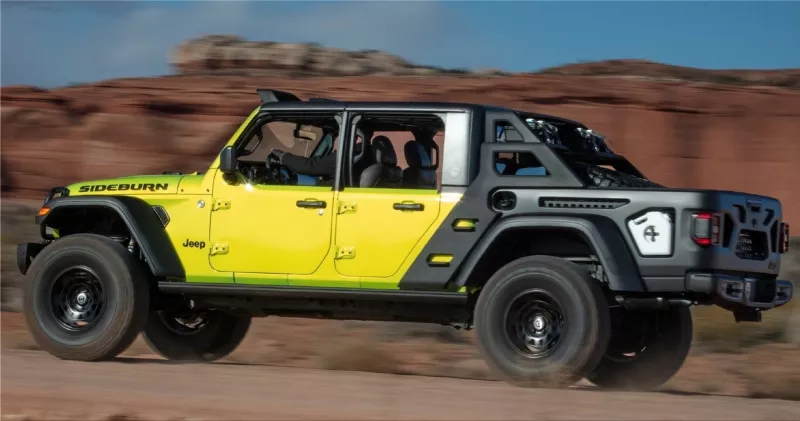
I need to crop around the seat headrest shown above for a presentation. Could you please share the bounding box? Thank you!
[371,136,397,166]
[404,140,432,169]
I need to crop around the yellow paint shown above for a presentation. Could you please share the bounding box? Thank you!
[453,218,477,231]
[144,187,233,284]
[358,190,462,288]
[332,188,441,278]
[208,171,335,274]
[53,104,468,290]
[428,254,454,264]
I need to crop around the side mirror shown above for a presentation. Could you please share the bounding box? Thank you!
[219,146,237,175]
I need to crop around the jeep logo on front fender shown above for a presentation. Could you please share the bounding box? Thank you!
[182,239,206,249]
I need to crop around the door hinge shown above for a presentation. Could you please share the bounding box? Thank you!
[209,242,229,255]
[212,199,231,211]
[337,201,357,215]
[334,246,356,259]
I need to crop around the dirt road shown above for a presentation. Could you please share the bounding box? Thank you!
[2,349,799,420]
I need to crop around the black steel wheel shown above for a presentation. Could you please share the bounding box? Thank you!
[23,234,150,361]
[505,289,565,359]
[142,308,251,362]
[50,266,106,332]
[586,305,692,390]
[475,255,611,388]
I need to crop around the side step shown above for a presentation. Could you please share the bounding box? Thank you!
[157,282,468,304]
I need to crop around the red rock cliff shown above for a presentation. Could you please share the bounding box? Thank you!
[3,43,799,224]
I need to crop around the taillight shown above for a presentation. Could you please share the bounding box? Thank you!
[692,211,721,247]
[779,222,790,253]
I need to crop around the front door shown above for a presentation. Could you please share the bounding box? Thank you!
[208,170,335,275]
[208,110,342,277]
[333,188,441,278]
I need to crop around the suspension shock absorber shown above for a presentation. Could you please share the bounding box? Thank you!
[127,236,136,253]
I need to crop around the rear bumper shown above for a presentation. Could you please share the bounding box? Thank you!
[686,273,792,309]
[643,272,792,309]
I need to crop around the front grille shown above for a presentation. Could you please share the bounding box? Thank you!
[735,229,769,260]
[753,278,777,303]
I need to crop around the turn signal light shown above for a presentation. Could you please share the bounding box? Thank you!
[692,211,721,247]
[38,207,50,217]
[779,222,790,253]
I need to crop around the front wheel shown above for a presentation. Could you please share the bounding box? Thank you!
[22,234,151,361]
[142,308,251,362]
[474,255,611,387]
[586,305,693,390]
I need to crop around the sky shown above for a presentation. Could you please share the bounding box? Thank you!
[2,0,799,88]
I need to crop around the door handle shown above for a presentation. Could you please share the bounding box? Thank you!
[296,199,327,209]
[393,202,424,211]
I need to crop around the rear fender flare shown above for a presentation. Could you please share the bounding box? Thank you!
[453,215,645,292]
[37,196,184,279]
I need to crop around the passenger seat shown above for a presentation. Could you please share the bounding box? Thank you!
[358,136,402,188]
[402,140,437,189]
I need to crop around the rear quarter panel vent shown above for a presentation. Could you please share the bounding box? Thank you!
[539,197,630,210]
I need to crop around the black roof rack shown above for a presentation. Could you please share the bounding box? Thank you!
[256,89,301,104]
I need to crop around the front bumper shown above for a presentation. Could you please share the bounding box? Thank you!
[686,273,793,309]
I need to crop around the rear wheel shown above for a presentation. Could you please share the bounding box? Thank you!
[142,308,251,362]
[586,305,693,390]
[22,234,150,361]
[474,255,611,387]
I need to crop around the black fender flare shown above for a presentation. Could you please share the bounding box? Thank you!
[37,195,185,279]
[453,215,645,292]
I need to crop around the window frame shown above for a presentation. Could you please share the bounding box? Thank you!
[340,109,472,191]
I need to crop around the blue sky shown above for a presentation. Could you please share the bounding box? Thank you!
[2,1,799,88]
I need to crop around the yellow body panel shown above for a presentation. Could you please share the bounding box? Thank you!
[60,107,467,290]
[332,188,441,278]
[208,171,335,275]
[145,192,233,284]
[359,191,462,289]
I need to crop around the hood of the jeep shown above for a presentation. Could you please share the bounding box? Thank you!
[67,174,185,196]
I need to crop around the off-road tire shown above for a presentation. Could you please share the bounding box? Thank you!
[474,255,611,387]
[142,309,251,362]
[22,233,150,361]
[586,306,693,390]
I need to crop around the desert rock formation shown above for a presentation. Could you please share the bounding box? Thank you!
[3,37,800,224]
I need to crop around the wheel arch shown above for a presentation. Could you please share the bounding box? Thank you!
[36,196,184,279]
[452,215,645,292]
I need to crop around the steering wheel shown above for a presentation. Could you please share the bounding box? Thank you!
[265,156,298,185]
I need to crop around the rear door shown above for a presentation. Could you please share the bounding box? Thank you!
[333,188,441,278]
[332,111,447,280]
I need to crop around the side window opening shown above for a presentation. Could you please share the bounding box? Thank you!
[346,113,445,190]
[234,114,339,186]
[494,152,549,177]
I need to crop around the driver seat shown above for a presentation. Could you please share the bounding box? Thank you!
[359,136,402,188]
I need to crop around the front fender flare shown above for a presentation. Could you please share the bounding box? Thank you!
[37,196,184,279]
[453,215,645,292]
